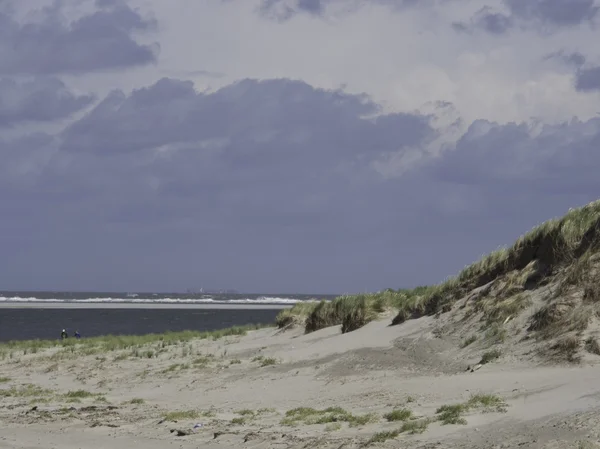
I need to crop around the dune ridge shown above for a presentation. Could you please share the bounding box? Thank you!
[3,201,600,448]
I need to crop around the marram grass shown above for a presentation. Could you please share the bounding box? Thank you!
[0,323,269,357]
[277,200,600,335]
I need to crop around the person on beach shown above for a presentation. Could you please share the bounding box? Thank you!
[74,330,81,339]
[60,329,68,340]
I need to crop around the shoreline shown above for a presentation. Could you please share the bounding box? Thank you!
[0,302,293,310]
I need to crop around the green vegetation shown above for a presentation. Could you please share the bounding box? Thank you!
[163,410,201,421]
[252,355,279,366]
[64,390,95,399]
[325,422,342,432]
[129,398,145,404]
[400,419,430,434]
[436,403,467,425]
[365,430,400,445]
[230,416,246,425]
[0,324,269,359]
[0,384,52,398]
[278,287,434,334]
[383,408,412,422]
[282,406,377,427]
[260,357,278,367]
[0,376,10,383]
[390,200,600,326]
[162,363,190,373]
[436,394,507,425]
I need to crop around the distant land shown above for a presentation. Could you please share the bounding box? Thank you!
[185,288,239,294]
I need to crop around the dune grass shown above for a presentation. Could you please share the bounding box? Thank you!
[281,406,377,427]
[383,408,412,422]
[278,287,434,334]
[0,324,269,358]
[0,384,52,398]
[436,394,507,425]
[390,200,600,325]
[280,197,600,336]
[365,430,400,445]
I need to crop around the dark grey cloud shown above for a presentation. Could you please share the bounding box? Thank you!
[543,50,586,67]
[60,77,432,158]
[456,0,599,34]
[504,0,599,27]
[453,7,513,34]
[256,0,436,21]
[2,77,599,293]
[0,0,158,75]
[0,77,93,127]
[0,77,442,292]
[575,66,600,91]
[430,117,600,194]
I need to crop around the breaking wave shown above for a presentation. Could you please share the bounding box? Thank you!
[0,295,314,305]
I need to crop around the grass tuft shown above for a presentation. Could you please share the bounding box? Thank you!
[436,394,507,425]
[282,406,376,427]
[461,335,477,348]
[163,410,200,421]
[479,349,502,365]
[390,200,600,325]
[400,419,430,434]
[383,408,412,422]
[365,430,400,445]
[585,337,600,355]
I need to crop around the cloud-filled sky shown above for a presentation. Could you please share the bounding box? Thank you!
[1,0,599,294]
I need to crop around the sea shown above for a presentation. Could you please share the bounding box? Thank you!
[0,291,335,342]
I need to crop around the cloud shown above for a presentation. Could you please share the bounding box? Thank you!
[456,0,599,35]
[429,116,600,194]
[504,0,599,27]
[0,77,93,127]
[60,77,434,158]
[543,50,586,67]
[256,0,438,21]
[3,75,600,292]
[575,66,600,91]
[0,0,158,75]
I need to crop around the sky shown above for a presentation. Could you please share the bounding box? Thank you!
[1,0,600,294]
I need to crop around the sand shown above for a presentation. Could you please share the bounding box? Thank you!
[2,314,600,449]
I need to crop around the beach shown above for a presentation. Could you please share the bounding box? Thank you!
[2,313,600,448]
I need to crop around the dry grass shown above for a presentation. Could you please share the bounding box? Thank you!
[279,287,434,334]
[585,337,600,355]
[479,349,502,365]
[400,419,430,434]
[0,324,269,359]
[365,430,400,446]
[281,406,377,427]
[436,394,507,425]
[392,200,600,325]
[460,335,477,348]
[481,294,532,325]
[550,335,581,362]
[383,408,412,422]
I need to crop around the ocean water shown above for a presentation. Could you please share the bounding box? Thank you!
[0,291,331,305]
[0,307,283,342]
[0,291,334,342]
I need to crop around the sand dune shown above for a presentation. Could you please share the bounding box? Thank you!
[2,314,600,449]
